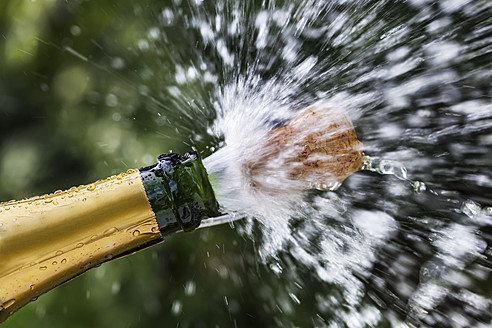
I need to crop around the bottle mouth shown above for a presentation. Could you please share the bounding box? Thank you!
[139,151,221,236]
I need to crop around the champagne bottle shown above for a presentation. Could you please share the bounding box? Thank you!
[0,105,364,323]
[0,151,220,322]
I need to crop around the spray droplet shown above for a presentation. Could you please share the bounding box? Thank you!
[413,181,426,193]
[184,280,196,296]
[399,166,408,179]
[462,200,481,218]
[362,156,373,170]
[484,207,492,216]
[171,300,182,315]
[269,262,283,274]
[289,293,301,304]
[377,160,394,175]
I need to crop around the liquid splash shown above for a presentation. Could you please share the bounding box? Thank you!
[169,1,492,327]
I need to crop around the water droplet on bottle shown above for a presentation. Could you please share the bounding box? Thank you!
[1,299,15,309]
[76,243,84,248]
[52,261,57,265]
[30,284,35,290]
[104,227,119,235]
[61,258,67,264]
[39,266,47,271]
[133,230,140,237]
[81,262,91,269]
[55,250,63,256]
[86,184,96,191]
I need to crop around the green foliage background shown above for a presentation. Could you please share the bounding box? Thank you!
[0,1,292,327]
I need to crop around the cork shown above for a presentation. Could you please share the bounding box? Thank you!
[248,105,364,191]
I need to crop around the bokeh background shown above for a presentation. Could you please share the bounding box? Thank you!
[0,1,272,327]
[2,0,492,327]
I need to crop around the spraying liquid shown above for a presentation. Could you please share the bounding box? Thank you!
[3,0,491,326]
[204,104,363,218]
[161,2,491,326]
[203,94,491,327]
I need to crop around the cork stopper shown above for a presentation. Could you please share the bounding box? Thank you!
[247,105,364,191]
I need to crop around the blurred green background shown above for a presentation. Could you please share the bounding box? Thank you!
[0,1,292,327]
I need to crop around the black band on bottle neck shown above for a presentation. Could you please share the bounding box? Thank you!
[139,152,221,236]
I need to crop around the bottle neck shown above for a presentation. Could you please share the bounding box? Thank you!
[140,151,221,236]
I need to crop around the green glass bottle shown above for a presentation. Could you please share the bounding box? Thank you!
[0,151,220,322]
